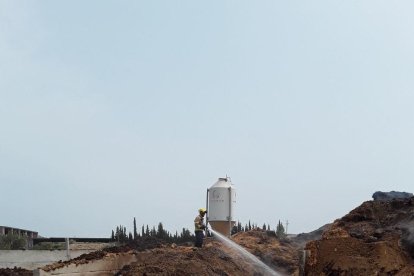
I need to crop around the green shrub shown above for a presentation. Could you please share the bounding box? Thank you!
[0,233,27,250]
[32,242,65,250]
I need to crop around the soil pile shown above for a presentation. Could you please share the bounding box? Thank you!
[305,196,414,275]
[0,268,32,276]
[41,246,127,272]
[116,241,253,276]
[232,230,301,275]
[39,230,311,275]
[116,230,307,275]
[41,236,165,272]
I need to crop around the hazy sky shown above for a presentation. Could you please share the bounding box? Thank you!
[1,1,414,238]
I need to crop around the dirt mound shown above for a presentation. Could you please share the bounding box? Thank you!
[305,196,414,275]
[116,239,275,276]
[40,239,273,275]
[41,236,165,272]
[116,230,309,275]
[34,196,414,275]
[232,230,300,275]
[41,247,122,272]
[40,230,308,275]
[0,267,32,276]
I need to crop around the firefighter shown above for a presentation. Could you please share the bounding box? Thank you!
[194,208,207,248]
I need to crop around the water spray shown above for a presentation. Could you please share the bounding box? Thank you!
[209,227,281,276]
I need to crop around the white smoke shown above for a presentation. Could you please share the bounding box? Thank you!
[407,224,414,243]
[401,220,414,258]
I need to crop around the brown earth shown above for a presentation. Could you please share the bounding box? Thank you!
[41,244,138,272]
[232,230,301,275]
[0,268,32,276]
[41,236,166,272]
[305,197,414,275]
[38,197,414,275]
[116,230,311,275]
[116,241,253,276]
[38,231,305,276]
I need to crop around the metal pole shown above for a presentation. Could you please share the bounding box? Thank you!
[206,189,209,236]
[228,187,232,237]
[65,238,70,259]
[286,220,289,236]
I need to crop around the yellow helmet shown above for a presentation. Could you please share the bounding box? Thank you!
[198,208,207,213]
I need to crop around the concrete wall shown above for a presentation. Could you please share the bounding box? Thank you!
[0,250,95,270]
[0,226,38,238]
[34,253,139,276]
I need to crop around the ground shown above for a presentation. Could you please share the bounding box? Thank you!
[3,196,414,275]
[85,233,304,275]
[38,234,301,276]
[305,197,414,275]
[116,242,252,275]
[0,268,32,276]
[231,230,300,275]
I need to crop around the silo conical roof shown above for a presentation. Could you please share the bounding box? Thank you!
[210,177,233,188]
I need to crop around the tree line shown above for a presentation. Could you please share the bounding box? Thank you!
[111,218,287,244]
[111,217,194,244]
[231,219,287,239]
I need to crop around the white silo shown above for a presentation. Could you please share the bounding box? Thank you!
[206,177,236,237]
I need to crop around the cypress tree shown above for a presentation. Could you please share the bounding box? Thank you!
[133,217,138,240]
[276,220,286,239]
[157,222,164,238]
